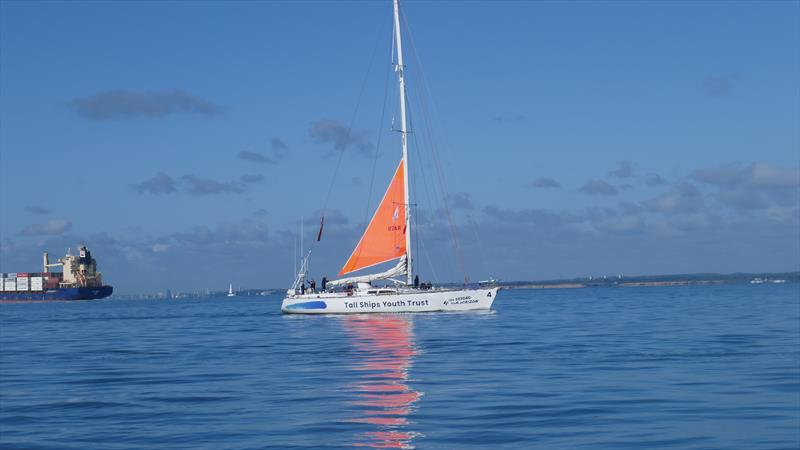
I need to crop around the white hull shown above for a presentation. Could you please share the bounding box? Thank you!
[282,287,500,314]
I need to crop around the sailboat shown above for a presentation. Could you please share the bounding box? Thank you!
[281,0,499,314]
[227,283,235,297]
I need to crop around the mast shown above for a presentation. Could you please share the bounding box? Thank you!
[393,0,412,285]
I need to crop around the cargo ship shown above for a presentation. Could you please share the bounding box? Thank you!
[0,245,113,301]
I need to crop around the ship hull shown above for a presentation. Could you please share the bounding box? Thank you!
[0,286,113,302]
[282,287,499,314]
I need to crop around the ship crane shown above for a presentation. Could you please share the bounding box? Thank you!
[42,252,63,273]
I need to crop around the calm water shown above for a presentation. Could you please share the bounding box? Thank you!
[1,285,798,449]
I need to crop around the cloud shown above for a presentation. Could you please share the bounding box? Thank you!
[240,174,265,184]
[171,219,269,248]
[642,182,705,214]
[309,119,373,156]
[25,205,51,215]
[5,173,795,293]
[491,113,526,124]
[270,138,289,159]
[303,209,350,226]
[701,76,735,98]
[484,205,581,227]
[447,192,474,210]
[238,151,275,165]
[608,161,633,178]
[238,138,289,165]
[181,175,247,195]
[69,89,221,120]
[617,201,644,215]
[748,163,800,188]
[578,180,618,196]
[665,211,723,233]
[131,172,176,195]
[690,164,747,188]
[690,162,799,210]
[591,214,644,234]
[133,172,250,195]
[691,163,799,189]
[468,196,797,281]
[18,218,72,236]
[151,243,170,253]
[645,173,665,186]
[528,177,561,189]
[480,204,646,240]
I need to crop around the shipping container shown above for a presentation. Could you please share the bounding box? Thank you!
[3,280,15,291]
[16,278,29,291]
[17,273,29,278]
[30,277,44,291]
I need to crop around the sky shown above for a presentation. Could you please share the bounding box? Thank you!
[1,0,798,294]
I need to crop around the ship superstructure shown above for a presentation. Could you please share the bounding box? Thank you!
[44,245,106,289]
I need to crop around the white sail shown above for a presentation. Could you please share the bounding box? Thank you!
[327,256,407,288]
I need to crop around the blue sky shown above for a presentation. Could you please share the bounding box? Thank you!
[1,0,798,293]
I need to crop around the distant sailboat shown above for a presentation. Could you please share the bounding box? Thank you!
[281,0,499,314]
[227,283,235,297]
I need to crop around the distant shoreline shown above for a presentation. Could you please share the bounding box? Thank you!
[102,271,799,299]
[501,272,798,290]
[506,280,729,289]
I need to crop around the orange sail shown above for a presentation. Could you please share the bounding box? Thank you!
[340,160,407,276]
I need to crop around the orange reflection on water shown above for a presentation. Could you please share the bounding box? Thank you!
[343,315,421,449]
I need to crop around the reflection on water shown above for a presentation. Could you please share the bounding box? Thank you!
[342,314,421,449]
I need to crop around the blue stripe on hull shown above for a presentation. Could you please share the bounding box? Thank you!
[0,286,113,301]
[284,300,327,310]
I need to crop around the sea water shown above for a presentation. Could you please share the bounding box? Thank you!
[1,284,798,449]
